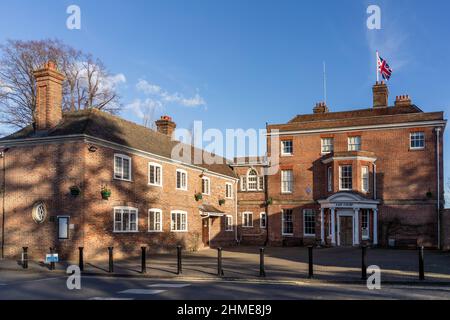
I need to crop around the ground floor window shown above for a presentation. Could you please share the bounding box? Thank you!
[225,215,233,231]
[260,212,267,229]
[361,209,370,239]
[282,209,293,235]
[148,209,162,232]
[114,207,138,232]
[171,211,188,232]
[242,212,253,227]
[303,209,316,236]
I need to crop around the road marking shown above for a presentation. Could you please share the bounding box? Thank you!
[118,289,166,295]
[89,297,134,300]
[148,283,191,288]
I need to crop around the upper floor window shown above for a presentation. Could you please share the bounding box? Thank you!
[321,138,334,154]
[339,165,352,190]
[202,176,210,195]
[225,183,233,199]
[148,209,162,232]
[410,132,425,149]
[241,169,264,191]
[348,136,361,151]
[114,154,131,181]
[303,209,316,236]
[148,162,162,186]
[281,169,293,193]
[260,212,267,229]
[225,215,233,231]
[361,166,369,193]
[282,209,293,235]
[281,140,293,155]
[242,212,253,228]
[114,207,138,232]
[327,166,333,192]
[171,210,188,232]
[176,169,188,190]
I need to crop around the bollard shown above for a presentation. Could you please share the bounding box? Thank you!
[49,247,55,270]
[259,247,266,277]
[177,245,182,275]
[78,247,84,272]
[217,247,224,277]
[22,247,28,269]
[361,245,367,280]
[108,247,114,273]
[141,246,147,274]
[308,246,313,279]
[419,246,425,280]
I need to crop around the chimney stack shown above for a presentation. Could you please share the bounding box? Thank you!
[394,95,412,107]
[33,61,65,130]
[313,101,329,114]
[155,115,176,137]
[372,81,389,108]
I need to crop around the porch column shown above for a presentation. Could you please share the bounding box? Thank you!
[320,208,325,245]
[373,208,378,245]
[331,208,336,245]
[354,208,360,245]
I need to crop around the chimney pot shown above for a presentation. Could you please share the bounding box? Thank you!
[155,115,176,137]
[313,101,329,114]
[394,94,412,107]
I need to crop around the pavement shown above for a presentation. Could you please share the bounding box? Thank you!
[2,246,450,284]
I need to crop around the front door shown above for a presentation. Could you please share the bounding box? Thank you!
[202,218,209,246]
[339,216,353,246]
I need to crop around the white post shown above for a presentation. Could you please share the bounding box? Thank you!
[376,51,379,82]
[331,208,336,246]
[320,208,325,245]
[373,208,378,245]
[354,208,360,246]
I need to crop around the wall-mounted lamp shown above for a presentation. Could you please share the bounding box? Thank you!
[88,145,98,153]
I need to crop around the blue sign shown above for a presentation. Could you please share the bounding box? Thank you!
[45,253,59,263]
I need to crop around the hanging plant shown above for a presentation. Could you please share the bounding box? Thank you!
[218,199,226,206]
[194,193,203,201]
[266,197,273,206]
[70,185,81,196]
[101,185,112,200]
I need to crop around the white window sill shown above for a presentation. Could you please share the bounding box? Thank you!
[171,230,188,233]
[148,183,162,187]
[282,233,294,237]
[281,153,293,157]
[281,191,293,194]
[304,234,316,237]
[409,147,425,151]
[114,177,132,182]
[202,193,210,196]
[176,188,188,191]
[113,231,139,233]
[148,230,163,233]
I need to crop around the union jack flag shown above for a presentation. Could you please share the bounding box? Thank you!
[377,54,393,80]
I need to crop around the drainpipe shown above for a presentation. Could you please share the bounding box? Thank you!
[436,127,442,250]
[234,181,238,244]
[373,162,377,200]
[264,162,269,247]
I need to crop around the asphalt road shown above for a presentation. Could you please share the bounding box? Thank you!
[0,271,450,300]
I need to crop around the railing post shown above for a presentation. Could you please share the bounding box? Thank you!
[49,247,55,270]
[419,246,425,280]
[308,246,313,279]
[22,247,28,269]
[108,247,114,273]
[259,247,266,277]
[361,245,367,280]
[177,245,182,275]
[217,247,224,277]
[141,246,147,274]
[78,247,84,272]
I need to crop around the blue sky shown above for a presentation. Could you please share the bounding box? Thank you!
[0,0,449,202]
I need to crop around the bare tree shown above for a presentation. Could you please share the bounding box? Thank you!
[0,39,123,130]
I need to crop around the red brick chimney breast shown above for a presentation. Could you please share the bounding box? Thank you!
[394,94,412,107]
[313,101,329,114]
[155,115,176,136]
[33,60,65,130]
[372,81,389,108]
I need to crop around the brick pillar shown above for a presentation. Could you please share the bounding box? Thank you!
[33,61,65,130]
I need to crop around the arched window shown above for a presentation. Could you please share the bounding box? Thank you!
[240,168,264,191]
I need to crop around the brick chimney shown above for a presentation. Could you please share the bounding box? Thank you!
[313,102,329,114]
[372,81,389,108]
[33,61,65,130]
[394,95,412,107]
[155,115,176,136]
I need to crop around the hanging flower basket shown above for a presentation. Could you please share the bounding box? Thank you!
[70,186,81,196]
[218,199,226,206]
[101,186,111,200]
[266,198,273,206]
[194,193,203,201]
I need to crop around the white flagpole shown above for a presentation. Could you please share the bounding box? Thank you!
[376,51,379,82]
[323,61,327,104]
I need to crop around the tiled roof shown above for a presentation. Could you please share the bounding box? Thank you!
[0,109,237,178]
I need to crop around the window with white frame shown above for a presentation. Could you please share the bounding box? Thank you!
[58,216,69,239]
[258,176,264,191]
[281,169,293,193]
[202,176,210,195]
[242,212,253,227]
[348,136,361,151]
[226,183,233,199]
[361,166,369,193]
[247,169,258,191]
[410,132,425,149]
[225,215,233,231]
[114,154,131,181]
[148,209,162,232]
[281,140,293,155]
[114,207,138,232]
[176,169,188,190]
[240,176,247,191]
[282,209,293,235]
[303,209,316,236]
[148,162,162,186]
[339,165,352,190]
[321,138,334,154]
[361,209,370,239]
[260,212,267,229]
[327,166,333,192]
[171,210,188,232]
